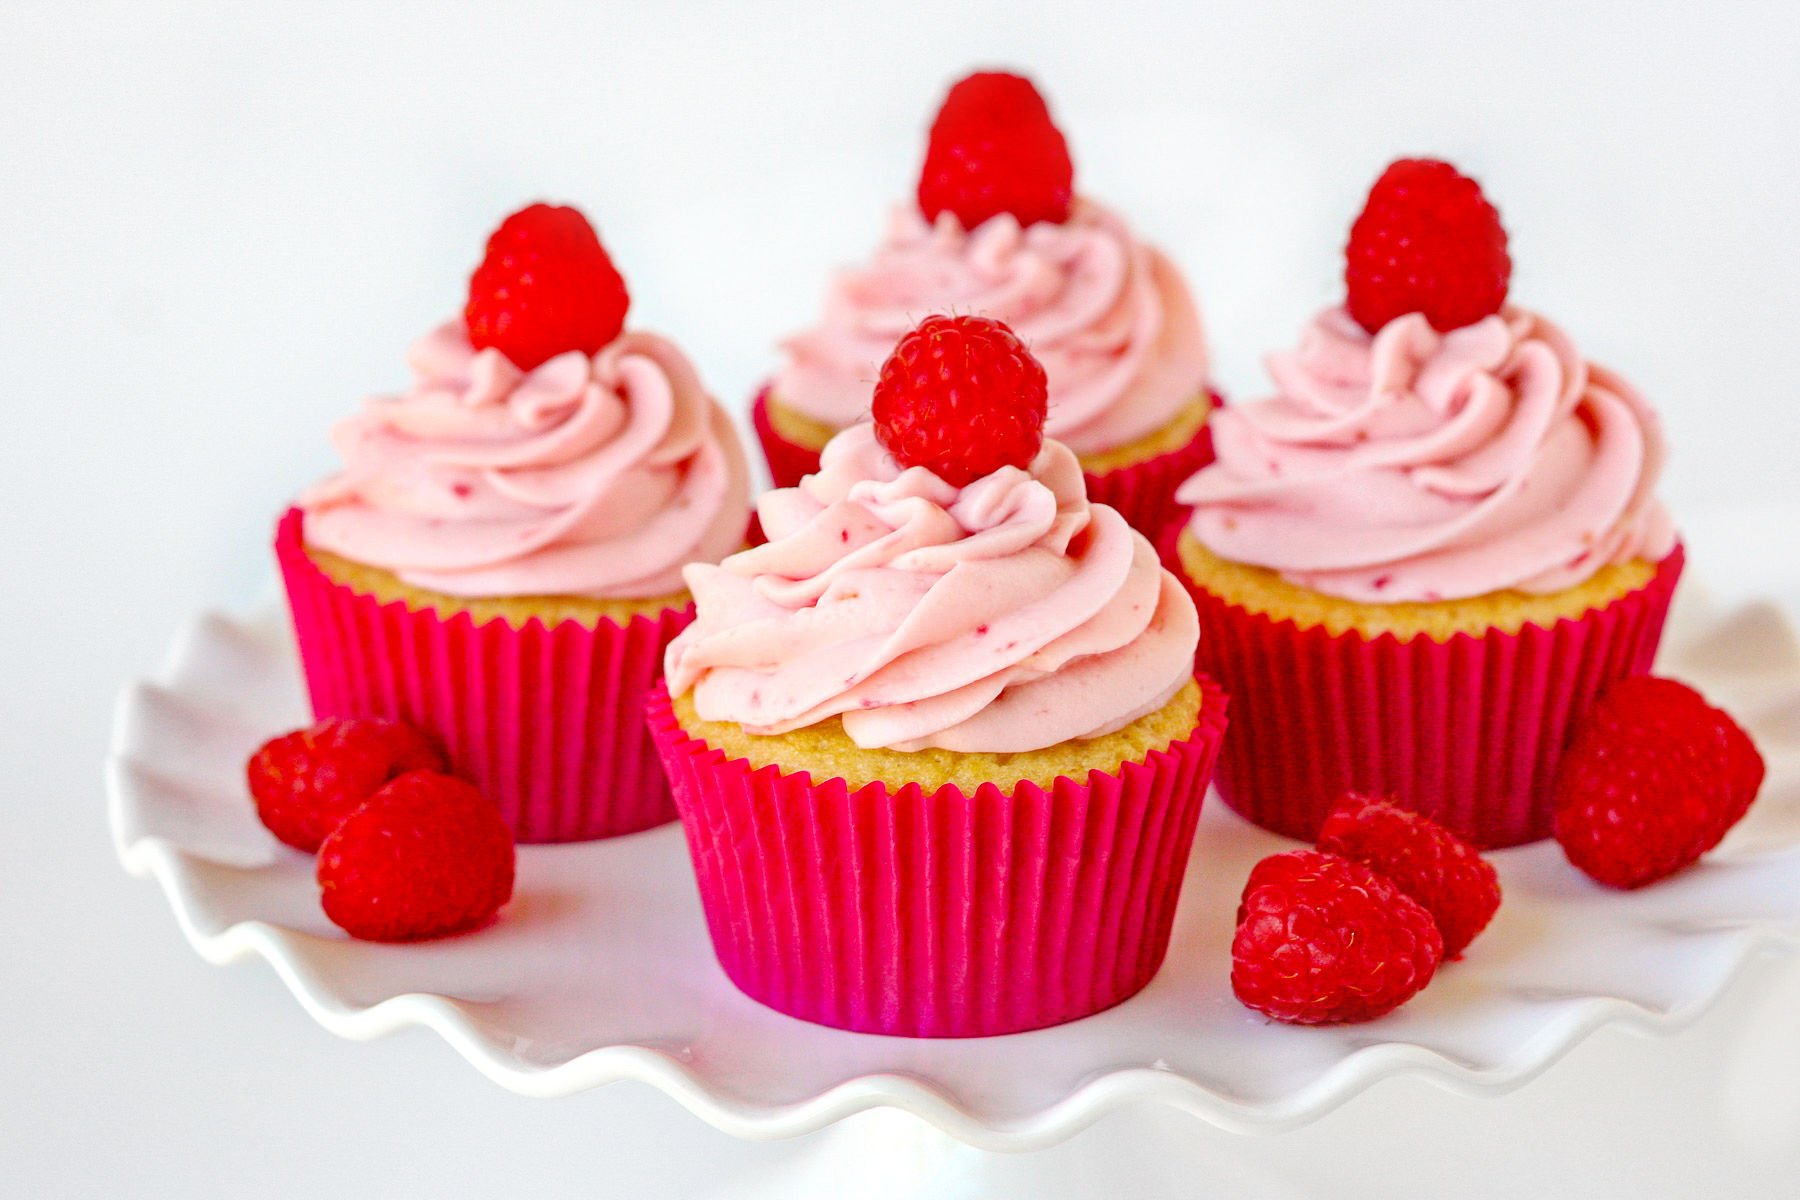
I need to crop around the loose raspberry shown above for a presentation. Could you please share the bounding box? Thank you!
[1553,676,1764,889]
[871,313,1049,485]
[317,771,515,942]
[1317,794,1501,959]
[464,202,630,372]
[917,70,1074,229]
[1344,158,1511,334]
[246,718,447,853]
[1233,850,1443,1025]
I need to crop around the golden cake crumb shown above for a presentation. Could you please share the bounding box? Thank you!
[764,393,842,453]
[305,544,688,629]
[672,679,1203,792]
[1076,394,1214,474]
[1174,529,1658,642]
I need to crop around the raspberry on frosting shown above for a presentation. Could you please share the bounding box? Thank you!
[1345,158,1511,335]
[917,70,1074,230]
[871,314,1047,486]
[465,202,631,372]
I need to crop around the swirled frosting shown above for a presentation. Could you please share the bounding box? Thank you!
[774,200,1209,456]
[1178,307,1675,603]
[664,424,1198,752]
[302,321,751,599]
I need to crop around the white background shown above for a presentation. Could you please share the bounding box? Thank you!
[7,2,1800,1196]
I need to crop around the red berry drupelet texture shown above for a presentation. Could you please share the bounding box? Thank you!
[465,202,631,372]
[871,313,1049,486]
[917,70,1074,230]
[1344,158,1511,335]
[1317,794,1502,959]
[1553,676,1765,889]
[1233,850,1444,1025]
[317,771,516,942]
[246,718,447,853]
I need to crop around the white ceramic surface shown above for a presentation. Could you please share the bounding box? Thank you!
[107,586,1800,1150]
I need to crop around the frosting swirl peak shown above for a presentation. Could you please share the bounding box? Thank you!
[1178,307,1675,602]
[774,200,1208,456]
[665,424,1197,752]
[302,322,751,599]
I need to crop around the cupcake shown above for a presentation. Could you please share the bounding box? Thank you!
[755,69,1217,537]
[652,314,1227,1037]
[1167,159,1680,848]
[278,202,752,843]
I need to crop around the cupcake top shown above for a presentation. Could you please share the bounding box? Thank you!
[1178,159,1674,604]
[1178,308,1674,603]
[301,203,751,600]
[772,70,1209,458]
[666,314,1198,753]
[775,203,1209,457]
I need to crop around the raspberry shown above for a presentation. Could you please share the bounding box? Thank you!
[1344,158,1511,335]
[1317,794,1501,959]
[464,202,630,372]
[1233,850,1443,1025]
[317,771,515,942]
[246,718,446,853]
[1553,676,1765,889]
[871,314,1049,485]
[917,70,1074,229]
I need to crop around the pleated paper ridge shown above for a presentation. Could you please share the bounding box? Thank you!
[647,677,1229,1038]
[275,509,688,843]
[750,386,826,492]
[1161,524,1683,848]
[750,386,1219,540]
[1079,391,1219,539]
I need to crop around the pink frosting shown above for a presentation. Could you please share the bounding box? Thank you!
[774,200,1209,456]
[1178,307,1675,603]
[664,424,1198,753]
[302,322,751,599]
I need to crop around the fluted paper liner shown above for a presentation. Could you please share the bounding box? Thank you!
[276,508,687,843]
[750,386,829,493]
[750,386,1219,539]
[647,677,1228,1038]
[1079,392,1220,538]
[1162,526,1683,848]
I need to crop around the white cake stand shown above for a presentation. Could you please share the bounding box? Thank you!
[108,582,1800,1180]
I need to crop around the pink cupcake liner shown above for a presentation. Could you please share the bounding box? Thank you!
[647,676,1229,1037]
[751,387,827,491]
[751,385,1220,539]
[1161,525,1684,848]
[275,508,689,843]
[1081,391,1220,539]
